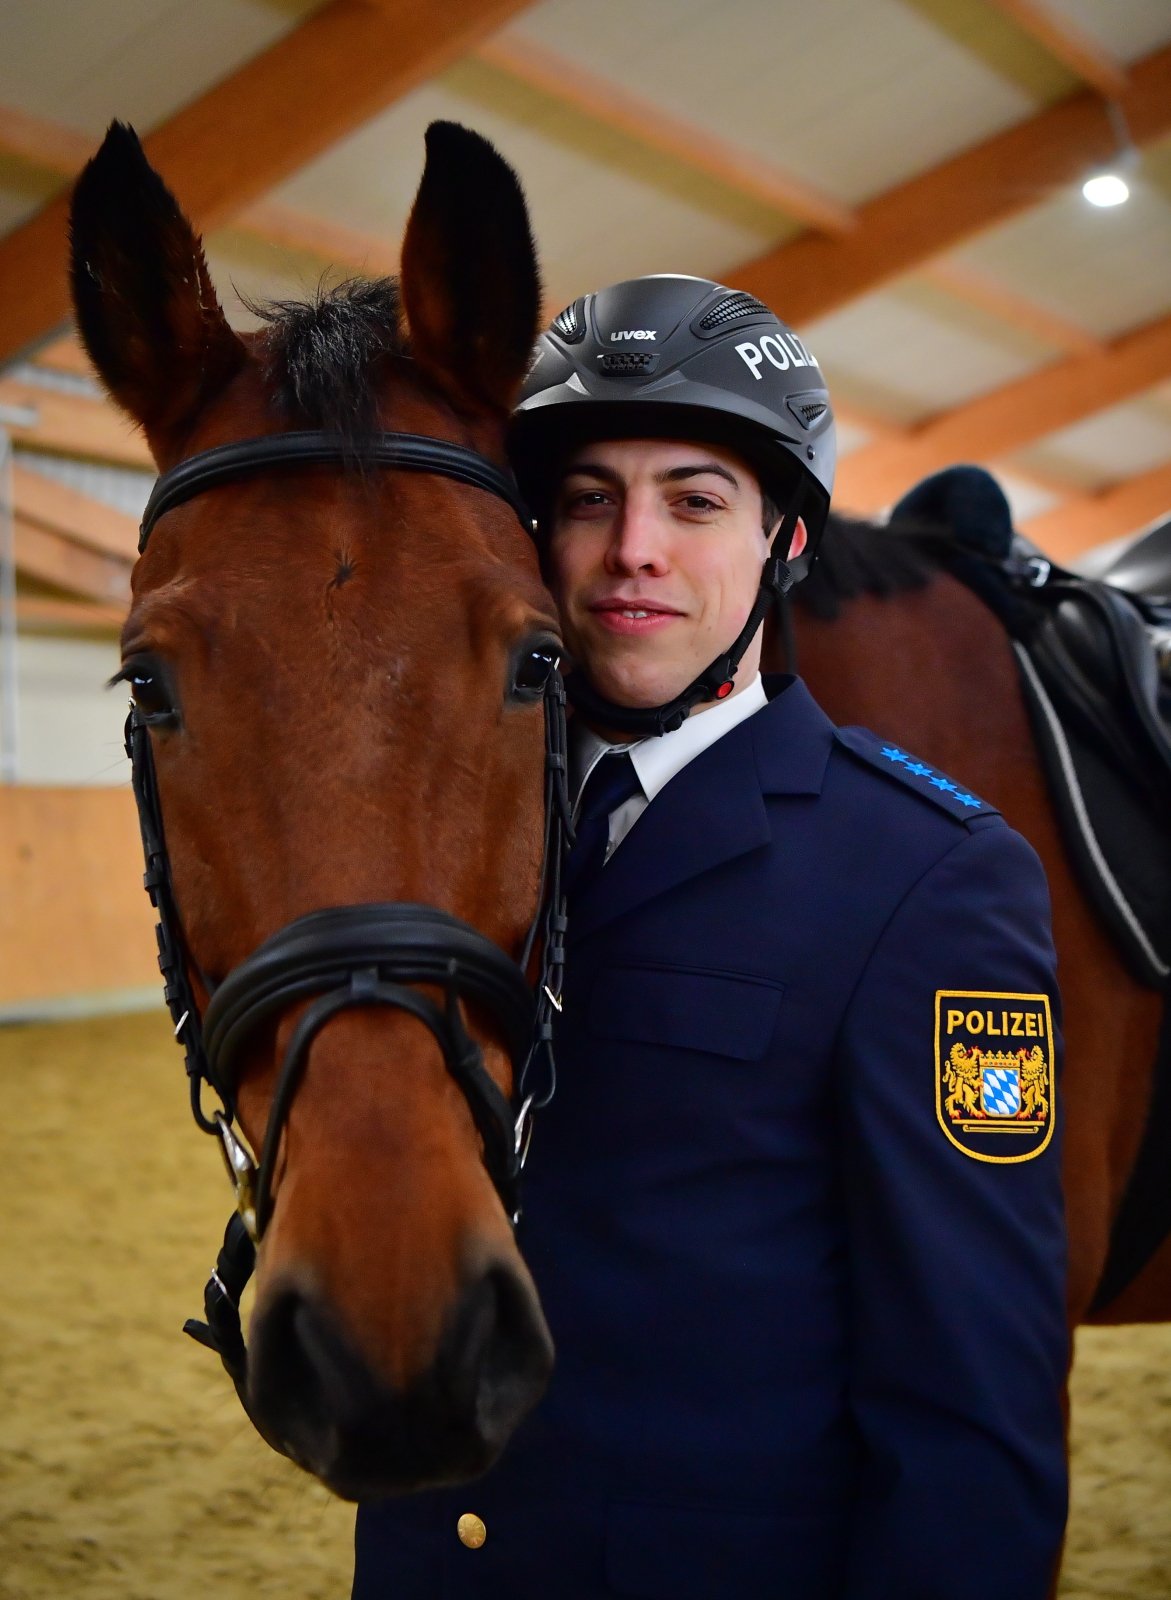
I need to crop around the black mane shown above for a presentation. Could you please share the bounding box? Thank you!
[251,277,408,442]
[796,514,948,620]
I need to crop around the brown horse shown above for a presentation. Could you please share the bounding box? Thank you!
[69,121,560,1497]
[781,523,1168,1326]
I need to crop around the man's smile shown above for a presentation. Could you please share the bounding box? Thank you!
[587,596,686,635]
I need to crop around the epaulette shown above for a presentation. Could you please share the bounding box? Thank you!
[834,726,1001,825]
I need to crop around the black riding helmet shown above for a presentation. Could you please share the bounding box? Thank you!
[510,275,837,736]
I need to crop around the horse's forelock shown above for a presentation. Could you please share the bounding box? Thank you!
[248,277,409,444]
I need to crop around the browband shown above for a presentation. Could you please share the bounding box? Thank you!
[139,430,536,552]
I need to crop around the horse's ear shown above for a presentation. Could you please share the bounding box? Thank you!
[399,122,540,419]
[69,123,245,464]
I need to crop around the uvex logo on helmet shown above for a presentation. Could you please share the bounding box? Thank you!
[610,330,656,341]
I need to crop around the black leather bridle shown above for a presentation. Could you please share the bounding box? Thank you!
[126,429,573,1409]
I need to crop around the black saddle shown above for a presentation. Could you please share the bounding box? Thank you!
[1088,513,1171,605]
[892,467,1171,990]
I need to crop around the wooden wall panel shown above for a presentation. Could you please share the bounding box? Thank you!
[0,787,157,1006]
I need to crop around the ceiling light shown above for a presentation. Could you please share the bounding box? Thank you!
[1081,100,1138,209]
[1083,172,1130,207]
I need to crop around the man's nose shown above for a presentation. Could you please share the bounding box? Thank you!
[604,502,670,576]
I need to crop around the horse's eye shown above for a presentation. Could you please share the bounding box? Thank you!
[511,640,560,701]
[112,658,178,724]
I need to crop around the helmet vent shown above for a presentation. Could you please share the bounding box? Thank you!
[697,293,771,332]
[786,393,830,430]
[552,299,586,343]
[599,351,656,375]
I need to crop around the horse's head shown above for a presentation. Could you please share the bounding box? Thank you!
[70,121,558,1497]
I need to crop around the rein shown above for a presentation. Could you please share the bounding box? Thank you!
[126,428,572,1411]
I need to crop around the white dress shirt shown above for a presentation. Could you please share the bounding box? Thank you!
[570,674,769,863]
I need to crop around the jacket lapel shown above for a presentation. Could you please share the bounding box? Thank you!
[569,677,835,942]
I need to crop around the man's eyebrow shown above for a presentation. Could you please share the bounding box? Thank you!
[561,461,741,490]
[561,461,623,487]
[657,463,740,490]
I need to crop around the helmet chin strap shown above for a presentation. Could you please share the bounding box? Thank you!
[565,476,805,738]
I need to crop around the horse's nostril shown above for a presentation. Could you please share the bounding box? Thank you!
[250,1287,367,1468]
[440,1266,554,1447]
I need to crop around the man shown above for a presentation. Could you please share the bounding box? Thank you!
[353,276,1069,1598]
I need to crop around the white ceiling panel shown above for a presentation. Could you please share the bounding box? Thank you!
[268,76,777,314]
[0,0,318,139]
[508,0,1041,207]
[1009,398,1171,493]
[1146,378,1171,420]
[1042,0,1171,63]
[803,284,1049,424]
[951,149,1171,340]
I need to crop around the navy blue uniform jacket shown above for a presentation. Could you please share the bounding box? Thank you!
[355,677,1069,1599]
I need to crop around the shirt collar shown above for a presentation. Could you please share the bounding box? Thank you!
[571,674,769,808]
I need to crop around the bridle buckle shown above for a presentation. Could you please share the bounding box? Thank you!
[215,1113,260,1243]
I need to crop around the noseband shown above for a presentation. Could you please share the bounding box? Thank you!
[126,429,572,1411]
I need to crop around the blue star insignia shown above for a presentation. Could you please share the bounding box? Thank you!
[905,761,933,777]
[955,792,982,808]
[929,775,956,792]
[880,746,908,764]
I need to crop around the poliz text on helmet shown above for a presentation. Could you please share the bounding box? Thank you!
[736,332,818,380]
[611,330,656,341]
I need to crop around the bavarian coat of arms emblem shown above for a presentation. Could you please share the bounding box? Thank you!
[935,991,1055,1163]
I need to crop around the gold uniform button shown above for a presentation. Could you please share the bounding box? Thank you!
[457,1513,487,1549]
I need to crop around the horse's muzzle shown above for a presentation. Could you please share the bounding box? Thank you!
[247,1263,554,1499]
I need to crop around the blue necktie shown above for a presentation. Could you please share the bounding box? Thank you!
[566,751,642,895]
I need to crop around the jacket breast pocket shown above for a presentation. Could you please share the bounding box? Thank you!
[587,964,785,1062]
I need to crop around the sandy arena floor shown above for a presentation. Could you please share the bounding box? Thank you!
[1,1011,1169,1599]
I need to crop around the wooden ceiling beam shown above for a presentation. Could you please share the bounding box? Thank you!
[979,0,1129,98]
[835,310,1171,514]
[0,101,399,279]
[13,515,131,605]
[470,40,1101,358]
[241,199,399,275]
[27,334,92,378]
[1021,459,1171,559]
[731,42,1171,327]
[0,377,152,467]
[12,466,140,561]
[0,89,1096,368]
[0,103,91,172]
[475,33,858,237]
[0,0,537,366]
[13,595,124,635]
[918,259,1102,356]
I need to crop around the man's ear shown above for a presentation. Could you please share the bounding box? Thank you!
[787,517,809,560]
[766,514,808,559]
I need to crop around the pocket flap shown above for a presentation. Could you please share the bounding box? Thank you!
[588,965,784,1061]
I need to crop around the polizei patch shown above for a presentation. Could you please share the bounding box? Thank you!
[935,991,1055,1164]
